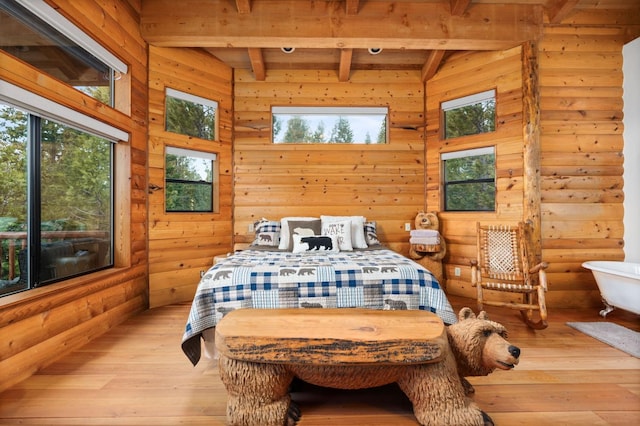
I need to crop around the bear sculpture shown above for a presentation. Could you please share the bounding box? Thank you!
[409,210,447,286]
[218,307,519,426]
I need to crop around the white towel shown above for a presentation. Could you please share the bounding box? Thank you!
[410,236,440,245]
[410,229,439,238]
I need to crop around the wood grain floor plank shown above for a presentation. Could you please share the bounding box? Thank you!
[1,296,639,425]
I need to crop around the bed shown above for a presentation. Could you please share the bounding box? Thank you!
[181,217,458,366]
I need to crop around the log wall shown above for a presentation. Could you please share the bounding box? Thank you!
[537,25,626,307]
[147,47,234,308]
[0,0,149,392]
[233,69,426,253]
[425,46,527,300]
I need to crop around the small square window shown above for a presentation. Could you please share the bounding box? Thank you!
[442,90,495,139]
[165,147,217,213]
[165,88,217,141]
[442,147,495,212]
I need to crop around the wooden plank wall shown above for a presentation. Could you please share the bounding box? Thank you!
[0,0,148,392]
[147,47,234,308]
[538,25,625,308]
[425,47,526,300]
[232,69,426,253]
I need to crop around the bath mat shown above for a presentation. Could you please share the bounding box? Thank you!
[567,322,640,358]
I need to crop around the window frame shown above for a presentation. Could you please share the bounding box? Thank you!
[164,88,219,141]
[441,146,496,212]
[271,106,389,144]
[441,89,496,140]
[164,146,219,213]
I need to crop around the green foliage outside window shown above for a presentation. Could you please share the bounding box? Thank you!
[165,151,214,212]
[272,107,388,144]
[443,151,495,211]
[165,90,217,141]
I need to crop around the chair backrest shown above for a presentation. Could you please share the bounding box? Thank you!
[476,222,530,284]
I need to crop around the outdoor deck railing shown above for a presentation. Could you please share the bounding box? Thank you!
[0,231,109,280]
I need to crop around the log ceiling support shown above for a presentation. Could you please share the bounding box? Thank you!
[345,0,359,15]
[450,0,471,16]
[141,1,543,50]
[247,47,265,80]
[545,0,580,24]
[421,50,445,83]
[235,0,251,14]
[338,48,353,82]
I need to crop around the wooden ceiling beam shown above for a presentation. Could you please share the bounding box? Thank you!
[345,0,359,15]
[420,50,445,83]
[338,48,353,82]
[545,0,580,24]
[141,0,543,51]
[235,0,251,14]
[247,47,265,80]
[450,0,471,17]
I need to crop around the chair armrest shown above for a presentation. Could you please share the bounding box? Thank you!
[529,261,548,274]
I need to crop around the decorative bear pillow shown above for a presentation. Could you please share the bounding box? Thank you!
[278,217,320,250]
[251,218,281,247]
[292,234,339,253]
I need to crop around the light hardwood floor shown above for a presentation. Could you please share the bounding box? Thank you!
[1,296,639,425]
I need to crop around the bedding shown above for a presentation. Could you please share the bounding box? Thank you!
[181,247,458,366]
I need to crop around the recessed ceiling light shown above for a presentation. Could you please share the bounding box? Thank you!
[281,47,295,53]
[368,48,383,55]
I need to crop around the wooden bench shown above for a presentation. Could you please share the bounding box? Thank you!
[215,308,447,365]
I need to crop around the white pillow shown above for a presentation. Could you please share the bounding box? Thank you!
[278,217,319,250]
[321,219,353,251]
[292,234,339,253]
[321,215,367,249]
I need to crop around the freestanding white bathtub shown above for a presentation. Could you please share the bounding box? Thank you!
[582,261,640,317]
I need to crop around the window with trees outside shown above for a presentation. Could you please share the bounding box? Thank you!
[0,82,125,297]
[165,147,217,213]
[165,88,218,141]
[442,147,496,212]
[272,106,388,144]
[0,0,128,107]
[442,90,495,139]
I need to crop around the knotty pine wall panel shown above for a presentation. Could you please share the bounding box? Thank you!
[0,0,148,392]
[539,26,625,308]
[233,69,426,253]
[147,46,233,308]
[425,46,525,301]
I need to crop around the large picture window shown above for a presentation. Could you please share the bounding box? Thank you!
[0,0,128,107]
[442,147,496,212]
[0,88,119,296]
[442,90,495,139]
[272,106,388,144]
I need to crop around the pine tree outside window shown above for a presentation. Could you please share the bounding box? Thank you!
[442,147,496,212]
[272,107,388,144]
[442,90,495,139]
[165,88,218,141]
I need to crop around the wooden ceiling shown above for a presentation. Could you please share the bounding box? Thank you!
[139,0,640,82]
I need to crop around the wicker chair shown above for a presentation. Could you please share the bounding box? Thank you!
[470,222,549,330]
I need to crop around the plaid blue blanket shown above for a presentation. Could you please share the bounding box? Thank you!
[181,248,457,365]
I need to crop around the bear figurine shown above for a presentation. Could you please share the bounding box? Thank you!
[218,308,520,426]
[409,211,447,286]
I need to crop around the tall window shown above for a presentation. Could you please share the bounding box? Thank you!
[0,0,128,107]
[165,88,218,141]
[442,90,495,139]
[165,147,217,213]
[272,106,388,144]
[0,86,121,296]
[442,147,496,212]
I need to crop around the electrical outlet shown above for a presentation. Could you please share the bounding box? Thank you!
[248,223,254,232]
[404,223,411,231]
[454,267,461,277]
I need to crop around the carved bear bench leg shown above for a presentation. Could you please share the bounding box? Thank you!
[215,308,488,426]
